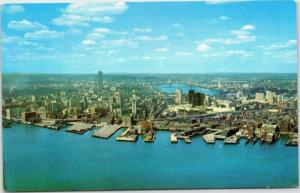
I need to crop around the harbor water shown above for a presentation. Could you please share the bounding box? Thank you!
[3,124,298,191]
[158,83,220,96]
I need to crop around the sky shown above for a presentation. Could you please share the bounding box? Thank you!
[1,0,297,73]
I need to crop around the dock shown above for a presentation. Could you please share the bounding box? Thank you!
[170,133,178,143]
[214,135,226,140]
[184,137,192,144]
[224,135,239,144]
[92,124,122,139]
[203,134,215,144]
[116,128,138,142]
[35,120,62,130]
[144,130,156,142]
[66,122,94,134]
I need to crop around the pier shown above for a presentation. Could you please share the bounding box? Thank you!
[224,135,239,144]
[116,128,138,142]
[92,124,123,139]
[170,133,178,143]
[203,134,215,144]
[144,130,156,142]
[184,137,192,143]
[66,122,94,134]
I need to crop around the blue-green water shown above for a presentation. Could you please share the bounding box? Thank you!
[3,124,298,191]
[158,83,219,96]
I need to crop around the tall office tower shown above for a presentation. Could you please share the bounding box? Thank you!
[188,90,195,104]
[189,90,205,106]
[131,90,137,116]
[194,92,205,106]
[97,71,103,90]
[175,88,182,105]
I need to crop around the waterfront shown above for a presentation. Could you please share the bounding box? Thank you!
[158,83,220,96]
[3,124,298,191]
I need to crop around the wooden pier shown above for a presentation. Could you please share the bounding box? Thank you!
[92,124,123,139]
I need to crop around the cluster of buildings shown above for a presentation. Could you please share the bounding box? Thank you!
[2,71,298,146]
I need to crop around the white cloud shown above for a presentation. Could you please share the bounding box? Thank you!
[155,47,169,52]
[85,27,111,40]
[228,27,256,44]
[205,0,248,4]
[176,52,192,56]
[197,43,211,52]
[269,39,297,50]
[8,19,48,31]
[263,50,296,64]
[93,28,111,34]
[5,5,24,14]
[67,28,82,35]
[203,25,256,45]
[116,58,125,62]
[176,32,185,37]
[202,49,253,58]
[107,50,117,54]
[2,35,21,44]
[136,35,168,41]
[133,28,152,33]
[24,30,64,40]
[101,39,138,48]
[219,16,229,20]
[53,2,127,26]
[241,24,255,31]
[53,14,113,26]
[142,56,151,60]
[172,23,182,27]
[81,39,96,46]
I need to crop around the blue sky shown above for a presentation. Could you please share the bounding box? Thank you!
[1,1,297,73]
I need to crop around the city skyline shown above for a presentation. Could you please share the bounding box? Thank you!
[2,1,297,73]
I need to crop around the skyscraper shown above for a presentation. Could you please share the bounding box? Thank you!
[97,71,103,90]
[131,90,137,116]
[175,88,182,105]
[188,90,195,104]
[188,90,205,106]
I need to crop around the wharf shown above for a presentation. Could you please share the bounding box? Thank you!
[92,124,122,139]
[214,135,226,140]
[170,133,178,143]
[144,130,156,142]
[184,137,192,144]
[66,122,94,134]
[116,128,138,142]
[286,134,298,146]
[35,120,65,130]
[203,134,215,144]
[224,135,239,144]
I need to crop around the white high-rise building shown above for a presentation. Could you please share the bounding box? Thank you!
[175,88,182,105]
[131,90,137,116]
